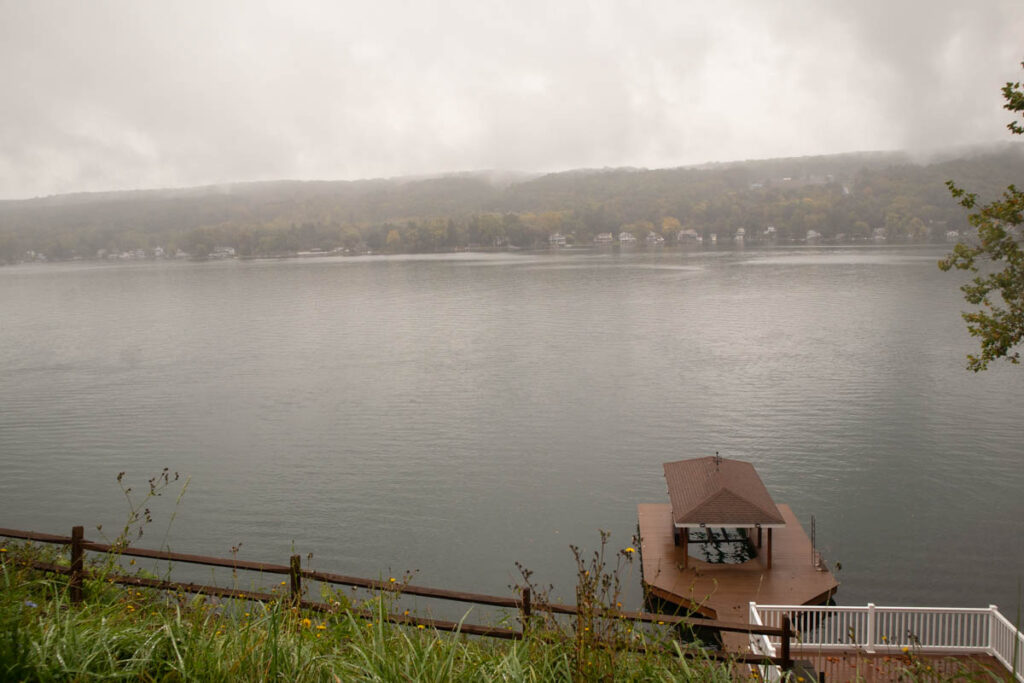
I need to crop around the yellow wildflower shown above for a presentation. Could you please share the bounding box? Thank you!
[317,623,326,630]
[901,646,909,653]
[389,577,396,583]
[624,547,636,554]
[417,624,426,629]
[300,618,312,628]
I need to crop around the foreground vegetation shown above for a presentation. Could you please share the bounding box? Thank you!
[0,542,736,682]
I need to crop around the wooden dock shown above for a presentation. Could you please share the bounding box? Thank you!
[789,651,1006,682]
[638,501,838,649]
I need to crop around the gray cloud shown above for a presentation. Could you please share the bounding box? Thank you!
[1,0,1022,199]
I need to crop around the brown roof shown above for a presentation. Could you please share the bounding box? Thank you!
[662,456,785,527]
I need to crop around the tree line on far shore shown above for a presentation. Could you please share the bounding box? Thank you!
[1,145,1022,264]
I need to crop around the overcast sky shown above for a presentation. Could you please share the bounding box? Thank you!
[1,1,1022,200]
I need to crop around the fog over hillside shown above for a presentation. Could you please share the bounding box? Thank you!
[2,144,1022,263]
[1,1,1022,200]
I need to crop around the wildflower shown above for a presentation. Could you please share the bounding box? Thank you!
[657,620,664,625]
[901,646,909,653]
[389,577,396,583]
[417,624,426,629]
[881,635,887,642]
[624,547,636,554]
[280,581,287,586]
[24,600,37,608]
[129,558,135,566]
[317,623,326,630]
[1,548,7,552]
[301,618,312,628]
[244,612,250,617]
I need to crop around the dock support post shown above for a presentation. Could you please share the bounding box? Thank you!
[757,526,762,548]
[681,530,688,569]
[289,555,302,605]
[766,528,773,570]
[69,525,84,604]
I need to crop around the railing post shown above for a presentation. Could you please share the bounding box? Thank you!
[521,587,531,634]
[781,614,792,674]
[69,525,84,604]
[289,554,302,605]
[866,602,876,652]
[988,605,998,655]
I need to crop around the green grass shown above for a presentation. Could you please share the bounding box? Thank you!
[0,544,736,682]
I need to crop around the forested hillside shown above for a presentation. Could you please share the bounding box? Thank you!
[2,145,1022,263]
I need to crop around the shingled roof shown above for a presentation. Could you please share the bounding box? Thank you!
[662,456,785,527]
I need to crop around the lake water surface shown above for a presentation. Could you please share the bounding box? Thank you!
[1,246,1022,614]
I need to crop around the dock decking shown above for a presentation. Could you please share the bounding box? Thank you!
[637,502,838,636]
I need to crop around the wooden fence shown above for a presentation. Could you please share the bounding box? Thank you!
[0,525,795,669]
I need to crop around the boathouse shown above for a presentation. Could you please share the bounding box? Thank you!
[663,455,785,570]
[638,454,838,625]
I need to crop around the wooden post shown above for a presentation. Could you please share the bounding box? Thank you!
[780,614,792,673]
[69,525,84,604]
[289,554,302,604]
[521,587,531,633]
[757,526,763,548]
[766,528,773,570]
[681,529,688,569]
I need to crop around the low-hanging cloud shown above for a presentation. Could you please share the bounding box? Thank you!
[1,0,1022,200]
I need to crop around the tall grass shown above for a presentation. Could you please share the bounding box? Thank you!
[0,543,736,682]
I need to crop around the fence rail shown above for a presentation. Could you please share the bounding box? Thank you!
[0,525,793,668]
[751,602,1024,683]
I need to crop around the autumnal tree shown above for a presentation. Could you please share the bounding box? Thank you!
[939,62,1024,370]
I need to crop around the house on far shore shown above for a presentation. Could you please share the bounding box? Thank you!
[677,228,702,244]
[646,231,665,246]
[618,231,637,245]
[549,232,567,247]
[594,232,614,245]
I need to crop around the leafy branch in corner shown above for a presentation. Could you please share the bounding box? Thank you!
[939,61,1024,371]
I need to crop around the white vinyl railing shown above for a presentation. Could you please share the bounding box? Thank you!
[748,602,781,682]
[750,603,1024,682]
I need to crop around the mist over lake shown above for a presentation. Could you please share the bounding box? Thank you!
[1,245,1022,611]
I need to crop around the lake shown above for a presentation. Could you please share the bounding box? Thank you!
[1,245,1022,615]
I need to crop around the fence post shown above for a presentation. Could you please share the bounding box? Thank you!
[289,554,302,605]
[521,587,531,634]
[866,603,876,652]
[781,614,792,673]
[69,525,84,604]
